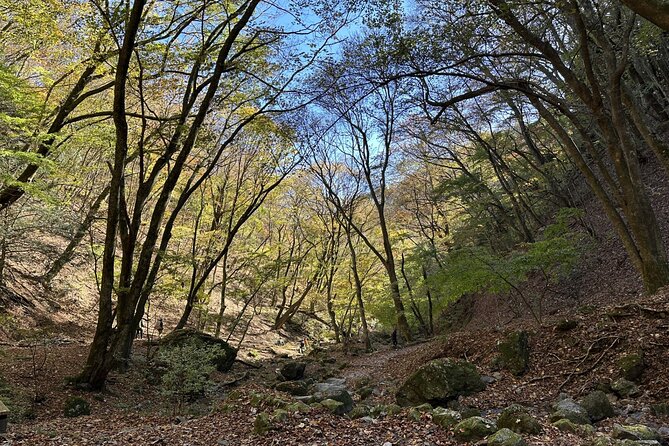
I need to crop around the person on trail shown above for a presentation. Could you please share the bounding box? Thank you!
[155,317,164,336]
[136,319,144,339]
[299,338,305,355]
[391,328,398,348]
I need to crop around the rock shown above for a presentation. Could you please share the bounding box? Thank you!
[253,412,272,435]
[651,403,669,416]
[280,361,307,381]
[272,409,288,422]
[497,404,541,434]
[550,399,591,425]
[311,382,353,414]
[612,424,660,441]
[460,407,481,419]
[618,352,645,382]
[496,330,530,376]
[347,405,371,419]
[555,319,579,332]
[285,401,310,413]
[552,418,595,435]
[431,407,461,429]
[580,390,615,421]
[64,396,90,417]
[488,428,527,446]
[161,328,237,372]
[414,403,433,413]
[612,378,641,398]
[407,407,422,421]
[357,387,374,400]
[482,375,498,385]
[275,380,309,396]
[453,416,497,441]
[395,358,485,406]
[321,398,344,413]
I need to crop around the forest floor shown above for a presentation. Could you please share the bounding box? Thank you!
[1,288,668,445]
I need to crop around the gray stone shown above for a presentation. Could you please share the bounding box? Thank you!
[550,398,590,425]
[580,390,615,421]
[311,382,353,414]
[488,428,527,446]
[395,358,485,406]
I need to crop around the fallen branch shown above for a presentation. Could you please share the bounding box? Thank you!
[558,337,619,391]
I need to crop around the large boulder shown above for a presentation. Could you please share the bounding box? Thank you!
[579,390,615,422]
[310,382,354,414]
[275,380,309,396]
[497,404,541,434]
[280,361,306,381]
[453,416,497,442]
[496,330,530,376]
[550,399,591,425]
[161,328,237,372]
[395,358,485,406]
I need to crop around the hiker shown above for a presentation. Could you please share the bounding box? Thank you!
[136,319,144,339]
[298,338,305,355]
[391,328,398,348]
[155,317,164,336]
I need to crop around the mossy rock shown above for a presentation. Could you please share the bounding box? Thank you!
[550,399,590,425]
[395,358,485,406]
[555,319,579,332]
[497,404,541,434]
[272,408,288,422]
[611,378,641,398]
[553,418,595,435]
[488,428,527,446]
[347,405,371,419]
[357,386,374,400]
[496,330,530,376]
[407,408,422,421]
[275,380,309,396]
[650,402,669,416]
[617,353,645,382]
[285,401,311,413]
[321,398,344,414]
[414,403,433,413]
[253,412,272,435]
[611,424,660,441]
[63,396,90,418]
[431,407,461,429]
[453,416,497,442]
[161,328,237,372]
[579,391,615,421]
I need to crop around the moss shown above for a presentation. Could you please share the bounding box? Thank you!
[488,428,527,446]
[497,331,530,376]
[253,412,272,435]
[617,352,645,382]
[63,396,90,418]
[497,404,541,434]
[453,417,497,441]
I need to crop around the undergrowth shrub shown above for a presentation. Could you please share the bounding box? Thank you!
[157,339,222,413]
